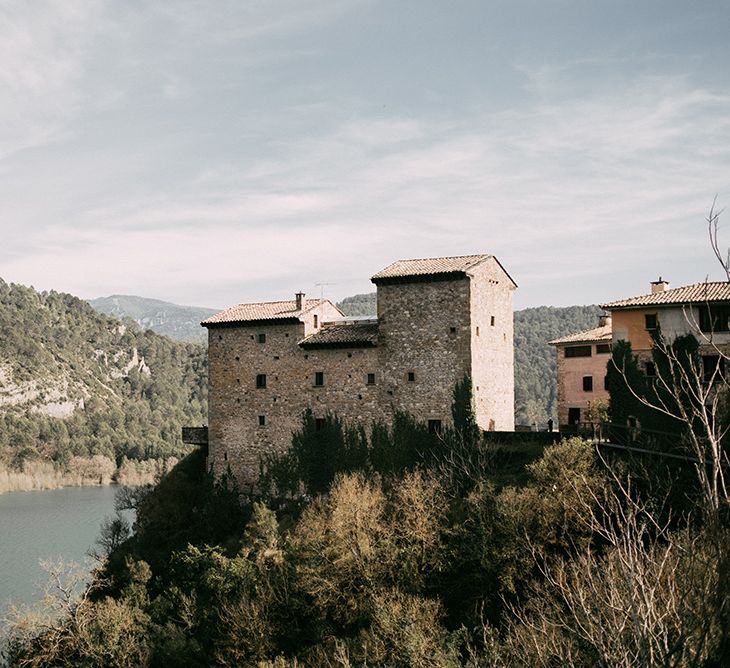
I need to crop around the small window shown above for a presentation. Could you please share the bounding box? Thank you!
[367,373,376,385]
[314,371,324,386]
[258,415,266,426]
[565,345,592,358]
[596,344,611,354]
[568,407,581,425]
[583,376,593,392]
[218,335,222,341]
[258,333,266,343]
[604,375,609,390]
[702,355,724,383]
[476,326,480,336]
[490,315,495,326]
[314,315,318,328]
[645,361,656,377]
[428,419,442,435]
[645,314,657,330]
[450,326,456,334]
[235,355,240,361]
[407,371,416,382]
[256,374,267,389]
[315,417,326,431]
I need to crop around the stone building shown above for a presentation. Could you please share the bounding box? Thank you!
[202,254,516,482]
[549,315,612,428]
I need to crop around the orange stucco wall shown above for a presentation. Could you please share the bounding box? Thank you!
[611,309,657,351]
[555,343,611,426]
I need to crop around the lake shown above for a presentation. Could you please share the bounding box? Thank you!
[0,485,123,624]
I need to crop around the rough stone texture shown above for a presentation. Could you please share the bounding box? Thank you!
[468,258,515,431]
[206,259,516,484]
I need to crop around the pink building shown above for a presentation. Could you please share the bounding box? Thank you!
[549,316,612,427]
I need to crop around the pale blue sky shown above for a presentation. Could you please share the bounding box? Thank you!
[1,0,729,309]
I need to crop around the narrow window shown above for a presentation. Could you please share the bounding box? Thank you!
[428,419,442,434]
[490,315,495,326]
[256,374,267,389]
[645,314,657,330]
[258,415,266,426]
[604,375,609,390]
[645,361,656,377]
[314,371,324,386]
[583,376,593,392]
[407,371,415,382]
[218,335,222,341]
[476,326,480,336]
[315,417,326,431]
[367,373,376,385]
[703,355,723,383]
[258,333,266,343]
[314,315,318,328]
[565,345,592,358]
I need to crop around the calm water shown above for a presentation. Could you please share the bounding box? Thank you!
[0,485,121,620]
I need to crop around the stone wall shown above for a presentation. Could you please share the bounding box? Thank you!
[468,258,515,431]
[208,267,517,484]
[376,277,472,428]
[207,301,343,483]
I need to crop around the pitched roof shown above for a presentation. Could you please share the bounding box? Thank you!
[299,322,379,349]
[601,282,730,310]
[202,299,327,326]
[371,254,491,281]
[549,324,612,346]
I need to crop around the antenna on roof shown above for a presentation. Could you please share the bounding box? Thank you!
[315,282,336,300]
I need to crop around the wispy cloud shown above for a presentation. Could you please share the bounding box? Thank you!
[1,2,729,309]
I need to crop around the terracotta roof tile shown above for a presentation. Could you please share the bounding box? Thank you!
[371,254,491,281]
[202,299,326,326]
[299,322,379,348]
[602,282,730,309]
[549,324,612,346]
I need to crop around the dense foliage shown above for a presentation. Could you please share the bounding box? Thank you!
[514,304,603,425]
[0,279,207,468]
[6,379,728,667]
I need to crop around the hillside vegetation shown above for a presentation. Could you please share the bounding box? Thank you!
[0,280,207,486]
[6,392,727,666]
[89,295,216,344]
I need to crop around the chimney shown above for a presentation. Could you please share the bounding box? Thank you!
[650,277,669,294]
[295,292,305,310]
[598,314,612,328]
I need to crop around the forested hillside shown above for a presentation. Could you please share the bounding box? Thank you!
[337,292,602,425]
[514,305,603,425]
[89,295,216,343]
[0,280,207,475]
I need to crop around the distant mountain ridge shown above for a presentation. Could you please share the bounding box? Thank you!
[90,291,602,425]
[89,295,217,343]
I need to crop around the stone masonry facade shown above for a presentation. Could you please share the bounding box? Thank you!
[203,255,517,483]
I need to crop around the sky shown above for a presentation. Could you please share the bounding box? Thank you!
[1,0,729,310]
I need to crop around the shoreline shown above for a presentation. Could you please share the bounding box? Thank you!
[0,456,177,495]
